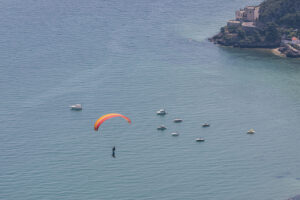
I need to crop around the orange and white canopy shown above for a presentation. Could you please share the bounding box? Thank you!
[94,113,131,131]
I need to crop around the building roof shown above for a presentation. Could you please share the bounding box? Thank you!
[242,22,256,27]
[245,6,258,9]
[228,20,241,24]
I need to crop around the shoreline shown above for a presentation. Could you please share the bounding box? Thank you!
[210,32,300,58]
[271,48,286,57]
[214,42,287,58]
[208,39,288,58]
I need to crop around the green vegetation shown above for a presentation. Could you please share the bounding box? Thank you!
[280,28,300,39]
[211,0,300,56]
[259,0,300,28]
[263,23,280,42]
[218,22,280,46]
[259,0,300,43]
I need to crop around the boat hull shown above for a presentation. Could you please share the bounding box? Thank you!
[173,119,183,123]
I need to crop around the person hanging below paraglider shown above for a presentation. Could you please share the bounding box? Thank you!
[112,146,116,158]
[93,113,131,158]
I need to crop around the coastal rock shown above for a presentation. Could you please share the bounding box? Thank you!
[279,43,300,58]
[210,0,300,58]
[210,29,281,48]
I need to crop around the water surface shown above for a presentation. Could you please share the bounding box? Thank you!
[1,0,300,199]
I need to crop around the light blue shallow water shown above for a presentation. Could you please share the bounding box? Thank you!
[1,0,300,199]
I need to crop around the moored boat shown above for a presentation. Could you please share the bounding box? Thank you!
[171,132,179,136]
[202,123,210,127]
[69,104,82,110]
[156,109,167,115]
[247,129,255,134]
[195,138,205,142]
[157,125,167,130]
[173,119,183,123]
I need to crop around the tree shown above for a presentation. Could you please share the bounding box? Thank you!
[259,0,300,28]
[221,27,225,33]
[237,28,245,39]
[264,22,280,42]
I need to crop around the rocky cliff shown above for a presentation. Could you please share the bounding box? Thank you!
[210,0,300,58]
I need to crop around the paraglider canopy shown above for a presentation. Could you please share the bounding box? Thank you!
[94,113,131,131]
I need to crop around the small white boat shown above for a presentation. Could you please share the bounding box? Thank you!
[156,109,167,115]
[247,129,255,134]
[195,138,205,142]
[173,119,183,123]
[157,125,167,130]
[202,123,210,127]
[171,132,179,136]
[69,104,82,110]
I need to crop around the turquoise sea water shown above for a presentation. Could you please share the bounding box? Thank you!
[1,0,300,199]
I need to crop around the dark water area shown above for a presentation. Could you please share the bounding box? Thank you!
[1,0,300,199]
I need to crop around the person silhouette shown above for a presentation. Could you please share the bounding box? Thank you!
[112,146,116,158]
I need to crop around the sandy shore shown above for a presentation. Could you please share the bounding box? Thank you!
[271,48,286,57]
[214,43,287,58]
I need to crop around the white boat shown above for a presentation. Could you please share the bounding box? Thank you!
[195,138,205,142]
[247,129,255,134]
[69,104,82,110]
[202,123,210,127]
[156,109,166,115]
[173,119,183,123]
[171,132,179,136]
[157,125,167,130]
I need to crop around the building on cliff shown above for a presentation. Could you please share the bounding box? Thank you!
[227,6,259,28]
[241,22,256,30]
[227,20,241,27]
[235,6,259,22]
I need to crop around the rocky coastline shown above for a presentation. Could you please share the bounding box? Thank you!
[278,43,300,58]
[210,29,300,58]
[210,0,300,58]
[209,28,281,49]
